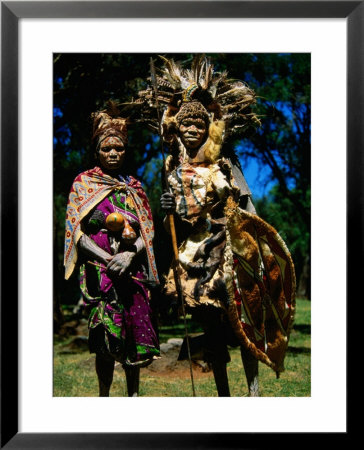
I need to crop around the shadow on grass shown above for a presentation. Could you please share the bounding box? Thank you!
[287,346,311,354]
[293,324,311,334]
[158,321,203,337]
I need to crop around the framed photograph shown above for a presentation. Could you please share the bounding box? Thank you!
[1,1,358,448]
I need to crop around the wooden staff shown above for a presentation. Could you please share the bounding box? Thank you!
[150,57,196,397]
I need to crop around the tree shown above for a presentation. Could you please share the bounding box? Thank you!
[226,53,311,298]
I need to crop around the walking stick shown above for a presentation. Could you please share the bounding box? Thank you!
[150,58,196,397]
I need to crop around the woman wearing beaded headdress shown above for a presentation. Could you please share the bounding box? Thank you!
[133,55,296,397]
[64,102,160,396]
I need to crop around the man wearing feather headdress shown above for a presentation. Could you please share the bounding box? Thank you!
[132,55,296,397]
[64,102,160,396]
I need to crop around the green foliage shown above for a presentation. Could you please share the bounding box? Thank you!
[255,184,310,297]
[224,53,311,297]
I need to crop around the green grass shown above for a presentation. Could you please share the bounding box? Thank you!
[53,298,310,397]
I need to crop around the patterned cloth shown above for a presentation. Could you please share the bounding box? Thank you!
[64,166,158,282]
[64,167,160,366]
[167,162,231,224]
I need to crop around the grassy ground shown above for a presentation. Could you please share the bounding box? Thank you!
[53,298,310,397]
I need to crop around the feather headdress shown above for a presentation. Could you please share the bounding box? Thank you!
[123,55,260,140]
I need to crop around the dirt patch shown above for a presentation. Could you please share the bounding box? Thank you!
[145,343,212,379]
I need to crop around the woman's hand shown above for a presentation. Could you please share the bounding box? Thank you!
[78,234,113,266]
[160,192,176,213]
[106,251,135,277]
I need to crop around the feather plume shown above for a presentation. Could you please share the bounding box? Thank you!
[124,54,260,140]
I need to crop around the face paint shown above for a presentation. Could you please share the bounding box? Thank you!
[98,136,125,170]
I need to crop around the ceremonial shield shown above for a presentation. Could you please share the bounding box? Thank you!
[224,197,296,373]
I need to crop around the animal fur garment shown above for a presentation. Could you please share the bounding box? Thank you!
[164,195,296,374]
[122,55,295,374]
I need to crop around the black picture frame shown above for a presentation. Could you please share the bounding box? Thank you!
[1,1,358,448]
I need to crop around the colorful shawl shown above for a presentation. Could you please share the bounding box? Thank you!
[64,166,158,282]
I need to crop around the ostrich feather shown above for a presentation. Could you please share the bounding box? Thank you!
[125,55,260,139]
[159,55,183,89]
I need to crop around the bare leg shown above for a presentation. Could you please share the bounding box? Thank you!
[198,309,231,397]
[95,354,115,397]
[211,361,230,397]
[124,366,140,397]
[240,346,259,397]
